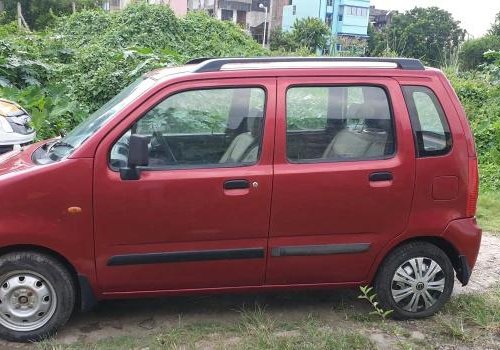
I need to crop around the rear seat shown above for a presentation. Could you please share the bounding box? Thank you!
[322,103,391,160]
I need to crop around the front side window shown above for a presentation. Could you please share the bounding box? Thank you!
[286,85,394,162]
[35,76,155,163]
[402,86,452,157]
[110,87,266,169]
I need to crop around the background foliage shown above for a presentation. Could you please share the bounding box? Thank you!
[0,3,264,138]
[270,17,329,54]
[0,0,103,30]
[368,7,464,67]
[0,3,499,192]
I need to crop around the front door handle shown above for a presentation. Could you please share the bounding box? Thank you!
[224,179,250,190]
[369,172,393,182]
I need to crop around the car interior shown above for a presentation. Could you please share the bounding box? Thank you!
[109,85,395,169]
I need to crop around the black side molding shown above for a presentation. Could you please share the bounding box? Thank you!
[108,248,265,266]
[271,243,370,257]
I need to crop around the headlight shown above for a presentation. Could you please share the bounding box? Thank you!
[0,117,13,133]
[6,115,30,126]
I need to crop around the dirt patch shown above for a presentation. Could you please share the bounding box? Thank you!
[454,233,500,295]
[0,233,498,349]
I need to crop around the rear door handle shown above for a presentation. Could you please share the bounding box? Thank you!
[224,179,250,190]
[369,172,393,182]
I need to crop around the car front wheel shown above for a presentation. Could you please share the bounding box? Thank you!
[375,241,454,319]
[0,252,75,342]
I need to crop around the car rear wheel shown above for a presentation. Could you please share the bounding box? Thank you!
[0,252,75,342]
[375,241,454,319]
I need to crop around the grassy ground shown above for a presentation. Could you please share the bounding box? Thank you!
[477,192,500,233]
[32,285,500,350]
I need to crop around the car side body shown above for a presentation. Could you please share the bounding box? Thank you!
[0,57,481,341]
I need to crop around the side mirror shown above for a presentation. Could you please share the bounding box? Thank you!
[120,134,149,180]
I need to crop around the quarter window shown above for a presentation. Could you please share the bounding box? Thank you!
[110,88,266,169]
[286,85,394,162]
[402,86,452,157]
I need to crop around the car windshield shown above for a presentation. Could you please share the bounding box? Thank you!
[46,76,155,160]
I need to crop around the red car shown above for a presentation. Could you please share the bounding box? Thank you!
[0,57,481,342]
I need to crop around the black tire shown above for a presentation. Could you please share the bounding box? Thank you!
[374,241,454,320]
[0,252,76,342]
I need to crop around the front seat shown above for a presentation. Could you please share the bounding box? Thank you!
[220,115,262,164]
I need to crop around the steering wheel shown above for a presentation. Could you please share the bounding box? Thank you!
[152,131,177,164]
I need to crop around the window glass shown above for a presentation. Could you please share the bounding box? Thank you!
[110,88,266,169]
[286,86,394,162]
[402,86,452,156]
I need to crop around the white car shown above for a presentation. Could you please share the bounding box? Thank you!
[0,99,36,154]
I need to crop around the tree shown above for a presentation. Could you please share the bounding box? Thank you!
[291,17,329,53]
[489,12,500,37]
[270,17,329,54]
[459,35,500,70]
[0,0,103,30]
[371,7,465,66]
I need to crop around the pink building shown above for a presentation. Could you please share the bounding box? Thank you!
[106,0,188,16]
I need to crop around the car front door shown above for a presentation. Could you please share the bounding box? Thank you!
[93,78,276,293]
[266,77,416,285]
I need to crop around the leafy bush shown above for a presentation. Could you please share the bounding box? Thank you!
[447,60,500,191]
[459,36,500,71]
[270,17,329,54]
[0,3,265,133]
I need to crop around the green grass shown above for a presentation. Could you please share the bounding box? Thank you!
[444,286,500,331]
[36,308,375,350]
[477,192,500,233]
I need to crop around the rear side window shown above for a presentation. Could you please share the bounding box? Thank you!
[402,86,452,157]
[286,85,395,162]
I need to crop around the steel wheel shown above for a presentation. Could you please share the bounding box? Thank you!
[0,271,57,332]
[391,257,446,313]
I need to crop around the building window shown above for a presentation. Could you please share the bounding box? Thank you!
[221,9,233,21]
[326,13,333,27]
[326,0,333,6]
[236,10,246,26]
[292,5,296,15]
[345,6,368,17]
[338,14,343,21]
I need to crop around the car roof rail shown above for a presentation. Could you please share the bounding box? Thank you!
[188,57,425,72]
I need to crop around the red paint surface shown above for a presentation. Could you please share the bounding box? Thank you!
[0,66,481,300]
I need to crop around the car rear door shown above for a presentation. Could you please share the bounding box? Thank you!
[266,76,416,285]
[93,78,276,293]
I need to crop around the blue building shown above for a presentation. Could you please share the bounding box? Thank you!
[282,0,370,54]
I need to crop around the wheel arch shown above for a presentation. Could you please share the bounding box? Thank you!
[0,244,96,311]
[371,236,464,284]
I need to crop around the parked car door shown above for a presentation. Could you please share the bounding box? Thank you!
[93,78,276,293]
[266,77,416,285]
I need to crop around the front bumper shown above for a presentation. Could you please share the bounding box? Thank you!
[0,130,36,146]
